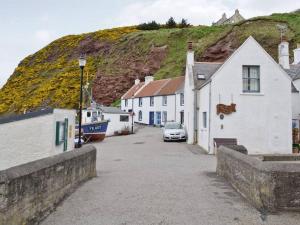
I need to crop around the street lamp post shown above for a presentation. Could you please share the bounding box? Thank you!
[131,96,134,134]
[77,55,86,148]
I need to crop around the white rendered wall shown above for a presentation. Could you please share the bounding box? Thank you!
[0,109,75,170]
[52,109,76,152]
[175,93,185,124]
[198,84,210,150]
[121,99,133,112]
[103,113,132,136]
[207,38,292,154]
[292,80,300,120]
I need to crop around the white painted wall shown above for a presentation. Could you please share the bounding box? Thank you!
[184,50,195,144]
[102,113,132,136]
[292,79,300,120]
[198,84,210,150]
[121,98,133,112]
[175,93,185,124]
[205,37,292,154]
[0,109,76,170]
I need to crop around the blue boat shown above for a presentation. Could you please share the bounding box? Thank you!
[76,120,108,142]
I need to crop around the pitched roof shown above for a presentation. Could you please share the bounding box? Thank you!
[134,76,185,98]
[100,106,129,114]
[285,63,300,80]
[158,76,185,95]
[193,62,223,89]
[122,82,144,99]
[134,79,169,98]
[0,108,54,125]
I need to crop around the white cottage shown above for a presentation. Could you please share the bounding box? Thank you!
[184,36,292,155]
[0,108,76,170]
[121,76,185,126]
[99,106,132,136]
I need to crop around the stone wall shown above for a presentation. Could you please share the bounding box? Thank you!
[0,145,97,225]
[217,146,300,212]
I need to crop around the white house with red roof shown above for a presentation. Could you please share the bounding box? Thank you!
[121,76,185,126]
[185,36,293,155]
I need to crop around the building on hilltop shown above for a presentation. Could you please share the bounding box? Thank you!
[213,9,245,26]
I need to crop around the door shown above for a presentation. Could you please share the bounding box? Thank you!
[180,111,184,124]
[156,112,161,125]
[149,112,154,125]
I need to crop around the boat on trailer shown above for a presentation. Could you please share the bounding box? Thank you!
[76,102,109,143]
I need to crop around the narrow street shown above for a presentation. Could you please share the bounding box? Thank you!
[43,127,300,225]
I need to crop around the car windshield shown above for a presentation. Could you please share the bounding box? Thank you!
[165,123,182,129]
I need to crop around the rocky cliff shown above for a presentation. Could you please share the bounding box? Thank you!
[0,12,299,114]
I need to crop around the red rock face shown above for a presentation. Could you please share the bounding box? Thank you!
[92,45,168,105]
[199,31,240,62]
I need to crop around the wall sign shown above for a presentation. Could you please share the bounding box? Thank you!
[217,103,236,115]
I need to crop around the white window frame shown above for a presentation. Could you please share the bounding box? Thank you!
[125,99,128,107]
[138,111,142,121]
[242,65,260,93]
[203,112,207,128]
[162,96,167,106]
[139,98,143,107]
[150,96,154,106]
[180,93,184,106]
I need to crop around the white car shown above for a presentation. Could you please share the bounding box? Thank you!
[163,122,186,142]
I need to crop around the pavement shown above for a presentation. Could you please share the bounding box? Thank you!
[42,127,300,225]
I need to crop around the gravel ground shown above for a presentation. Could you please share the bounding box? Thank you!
[42,127,300,225]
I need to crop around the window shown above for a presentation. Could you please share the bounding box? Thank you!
[180,93,184,106]
[120,115,129,122]
[87,112,91,117]
[125,99,128,107]
[203,112,207,128]
[150,96,154,106]
[162,96,167,106]
[197,74,205,80]
[162,111,167,123]
[139,98,143,107]
[138,111,142,121]
[243,66,260,93]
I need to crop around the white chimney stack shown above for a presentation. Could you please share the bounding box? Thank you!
[187,41,194,66]
[293,44,300,65]
[278,37,290,69]
[145,76,154,85]
[135,78,140,85]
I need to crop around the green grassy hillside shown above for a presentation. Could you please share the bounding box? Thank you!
[0,12,300,115]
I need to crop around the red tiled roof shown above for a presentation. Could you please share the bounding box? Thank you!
[134,76,185,98]
[157,76,185,95]
[122,82,144,99]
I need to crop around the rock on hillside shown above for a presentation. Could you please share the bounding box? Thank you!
[0,12,300,115]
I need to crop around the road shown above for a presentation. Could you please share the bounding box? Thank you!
[43,127,300,225]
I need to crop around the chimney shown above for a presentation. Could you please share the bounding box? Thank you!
[135,78,140,85]
[235,9,240,15]
[278,36,290,69]
[187,41,194,66]
[293,43,300,65]
[145,76,154,85]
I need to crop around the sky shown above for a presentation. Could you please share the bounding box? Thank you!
[0,0,299,88]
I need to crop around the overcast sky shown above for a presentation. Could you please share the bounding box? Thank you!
[0,0,299,87]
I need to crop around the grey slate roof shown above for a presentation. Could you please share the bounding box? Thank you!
[292,82,299,93]
[100,107,129,114]
[285,63,300,81]
[193,62,223,89]
[0,108,54,125]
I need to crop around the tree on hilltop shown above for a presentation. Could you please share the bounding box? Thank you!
[166,17,177,28]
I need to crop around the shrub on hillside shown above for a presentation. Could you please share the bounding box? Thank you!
[137,21,161,30]
[166,17,177,28]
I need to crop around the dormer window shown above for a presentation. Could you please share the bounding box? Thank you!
[197,74,205,80]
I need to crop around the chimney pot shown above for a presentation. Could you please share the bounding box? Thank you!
[188,41,193,51]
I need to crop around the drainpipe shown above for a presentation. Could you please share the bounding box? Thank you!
[208,81,212,153]
[174,94,177,122]
[193,88,198,144]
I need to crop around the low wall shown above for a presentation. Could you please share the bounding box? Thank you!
[0,145,97,225]
[217,146,300,212]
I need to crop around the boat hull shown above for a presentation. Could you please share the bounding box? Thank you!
[76,120,108,143]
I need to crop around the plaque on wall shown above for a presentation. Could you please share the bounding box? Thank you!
[216,103,236,115]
